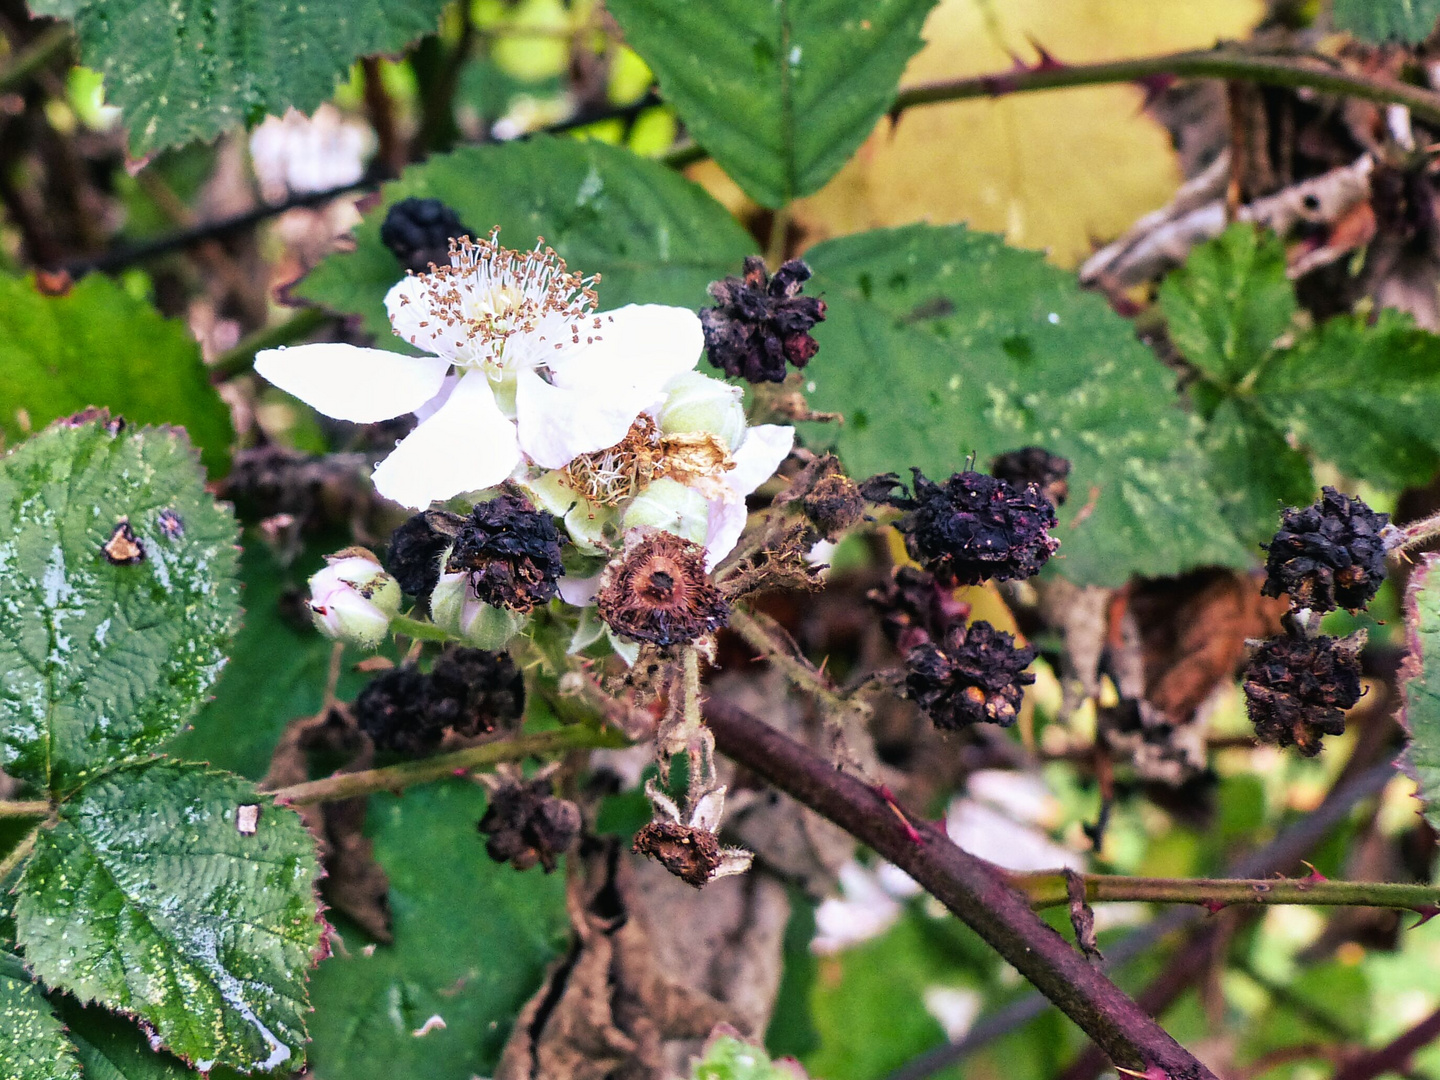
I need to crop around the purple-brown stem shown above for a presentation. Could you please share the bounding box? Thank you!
[704,696,1217,1079]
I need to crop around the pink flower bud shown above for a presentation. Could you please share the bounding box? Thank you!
[308,549,401,648]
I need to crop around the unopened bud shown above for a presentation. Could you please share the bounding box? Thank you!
[308,549,401,648]
[620,478,711,545]
[658,372,747,451]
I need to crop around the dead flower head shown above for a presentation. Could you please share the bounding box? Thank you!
[596,529,730,646]
[632,780,752,888]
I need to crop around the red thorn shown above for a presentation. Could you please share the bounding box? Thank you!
[875,783,926,846]
[1202,900,1227,916]
[1301,862,1327,883]
[1410,904,1440,927]
[1134,72,1177,110]
[452,767,468,776]
[1024,36,1066,72]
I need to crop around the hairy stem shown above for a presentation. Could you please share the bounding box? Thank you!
[892,46,1440,128]
[1012,871,1440,913]
[1395,510,1440,552]
[0,800,50,819]
[705,697,1215,1079]
[728,607,868,722]
[390,614,455,643]
[268,724,627,806]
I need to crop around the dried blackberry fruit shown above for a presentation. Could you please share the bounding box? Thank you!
[596,530,730,646]
[380,197,475,274]
[700,256,826,383]
[1262,488,1390,613]
[427,647,525,738]
[479,774,581,873]
[386,509,464,602]
[446,492,564,613]
[1243,632,1363,756]
[904,621,1037,729]
[354,665,436,755]
[632,821,723,888]
[990,446,1071,507]
[890,469,1058,586]
[775,454,865,539]
[354,647,525,755]
[867,565,969,653]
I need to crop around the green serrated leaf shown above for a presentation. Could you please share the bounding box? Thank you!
[799,224,1251,586]
[605,0,937,207]
[1157,224,1295,388]
[64,1004,198,1080]
[298,136,755,348]
[1,951,80,1080]
[14,761,323,1073]
[1401,554,1440,830]
[1253,309,1440,490]
[0,275,233,476]
[0,421,239,793]
[305,781,567,1080]
[1334,0,1440,43]
[693,1032,810,1079]
[31,0,448,155]
[1198,398,1314,551]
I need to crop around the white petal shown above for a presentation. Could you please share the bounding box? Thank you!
[255,343,450,423]
[727,425,795,497]
[413,372,460,423]
[557,570,603,606]
[515,368,650,469]
[546,304,702,395]
[384,276,462,360]
[370,373,520,509]
[704,498,748,571]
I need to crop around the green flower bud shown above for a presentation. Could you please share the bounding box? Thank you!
[621,477,710,545]
[308,549,401,649]
[430,546,526,648]
[658,372,747,451]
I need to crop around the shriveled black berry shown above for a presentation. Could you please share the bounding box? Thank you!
[379,198,476,274]
[990,447,1071,507]
[479,776,581,872]
[446,492,564,613]
[700,256,826,383]
[904,621,1036,729]
[1243,632,1363,756]
[386,509,464,602]
[354,647,525,755]
[775,454,866,539]
[1262,488,1390,613]
[867,565,969,653]
[889,469,1058,586]
[596,530,729,646]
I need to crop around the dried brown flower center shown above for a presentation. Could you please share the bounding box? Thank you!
[562,416,736,507]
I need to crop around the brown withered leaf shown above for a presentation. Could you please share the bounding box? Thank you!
[496,839,741,1080]
[260,705,393,942]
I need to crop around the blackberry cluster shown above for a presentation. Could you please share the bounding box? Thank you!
[881,469,1059,586]
[990,446,1071,507]
[478,776,582,873]
[446,493,564,613]
[904,621,1037,730]
[354,647,524,755]
[386,508,464,603]
[700,256,827,383]
[1262,487,1390,613]
[379,198,474,274]
[867,565,969,654]
[1243,633,1363,756]
[596,531,730,647]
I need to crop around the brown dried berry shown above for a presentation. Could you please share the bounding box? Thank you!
[776,454,865,539]
[354,647,525,755]
[700,256,827,383]
[867,565,970,653]
[1261,488,1390,613]
[101,521,144,565]
[1243,632,1363,756]
[386,508,464,603]
[904,621,1037,729]
[632,821,723,888]
[478,775,581,873]
[596,530,730,646]
[446,492,564,613]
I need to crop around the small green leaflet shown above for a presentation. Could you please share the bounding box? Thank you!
[0,274,233,476]
[605,0,938,208]
[0,420,239,794]
[14,762,324,1073]
[1,951,80,1080]
[799,224,1251,586]
[1333,0,1440,43]
[29,0,449,155]
[1402,554,1440,831]
[297,137,756,350]
[691,1031,811,1079]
